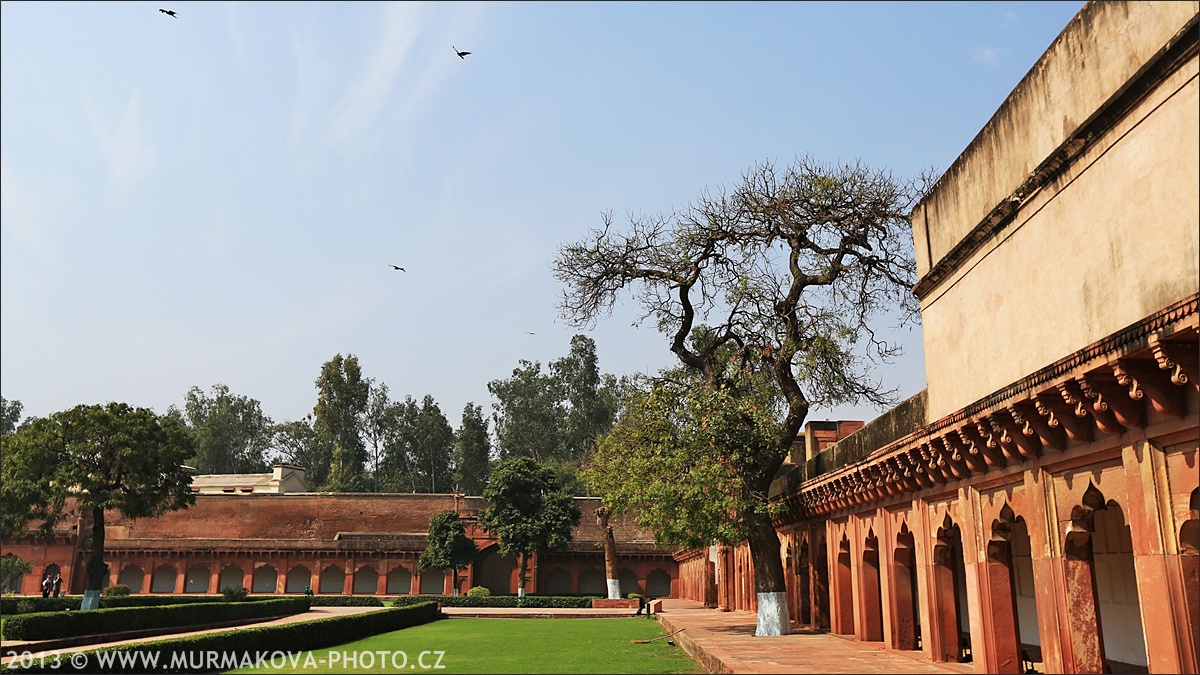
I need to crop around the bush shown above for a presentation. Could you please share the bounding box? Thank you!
[306,596,383,607]
[626,592,643,600]
[221,586,249,602]
[391,594,598,609]
[102,585,131,597]
[465,586,491,598]
[1,602,440,673]
[1,597,310,641]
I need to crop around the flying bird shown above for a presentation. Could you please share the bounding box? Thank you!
[390,265,406,272]
[159,9,178,17]
[526,332,536,335]
[453,46,471,59]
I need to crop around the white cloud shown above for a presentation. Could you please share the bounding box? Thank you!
[330,2,425,147]
[83,90,156,196]
[972,46,999,66]
[1001,11,1020,28]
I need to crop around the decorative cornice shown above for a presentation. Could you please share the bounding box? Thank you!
[773,296,1198,525]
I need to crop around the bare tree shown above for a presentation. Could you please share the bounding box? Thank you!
[555,156,933,635]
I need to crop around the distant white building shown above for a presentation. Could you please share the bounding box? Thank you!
[189,463,308,495]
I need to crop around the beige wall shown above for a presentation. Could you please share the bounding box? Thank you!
[913,2,1199,420]
[911,1,1199,277]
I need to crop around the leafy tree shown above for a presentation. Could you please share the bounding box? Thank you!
[314,354,370,492]
[411,396,455,493]
[486,336,621,493]
[488,361,564,463]
[550,335,619,460]
[452,403,491,495]
[556,156,930,635]
[180,384,274,474]
[0,403,196,601]
[418,510,479,596]
[1,555,34,594]
[379,396,419,492]
[478,457,581,597]
[362,381,396,492]
[269,415,328,488]
[1,396,25,436]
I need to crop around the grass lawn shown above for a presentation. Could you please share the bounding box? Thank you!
[227,617,702,674]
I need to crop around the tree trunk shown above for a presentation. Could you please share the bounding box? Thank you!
[81,506,108,610]
[747,518,791,636]
[597,505,620,599]
[517,552,528,598]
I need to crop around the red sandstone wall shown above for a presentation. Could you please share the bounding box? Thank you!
[99,494,661,545]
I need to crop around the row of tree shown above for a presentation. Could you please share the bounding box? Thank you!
[1,334,619,497]
[1,403,582,601]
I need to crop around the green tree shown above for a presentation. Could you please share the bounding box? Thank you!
[478,457,581,597]
[418,510,479,596]
[550,335,619,461]
[411,395,454,493]
[452,403,491,495]
[269,415,328,488]
[488,361,564,463]
[556,156,930,635]
[180,384,274,474]
[0,403,196,604]
[1,555,34,594]
[314,354,370,492]
[1,396,25,437]
[379,396,419,492]
[362,380,396,493]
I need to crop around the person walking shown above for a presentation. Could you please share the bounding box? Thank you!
[41,575,51,598]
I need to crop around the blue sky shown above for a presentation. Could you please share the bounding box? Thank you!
[1,1,1085,431]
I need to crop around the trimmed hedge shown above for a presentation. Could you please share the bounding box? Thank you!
[2,597,310,641]
[1,595,272,615]
[307,596,384,607]
[391,594,599,608]
[1,602,440,674]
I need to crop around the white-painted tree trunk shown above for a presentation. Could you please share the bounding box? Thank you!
[606,579,621,600]
[517,587,525,598]
[755,592,791,636]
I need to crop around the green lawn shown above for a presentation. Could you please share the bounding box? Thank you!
[227,617,702,674]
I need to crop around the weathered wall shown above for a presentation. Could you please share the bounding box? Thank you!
[100,493,657,545]
[914,2,1199,420]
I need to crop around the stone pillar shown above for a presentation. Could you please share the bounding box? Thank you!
[1121,440,1195,674]
[981,541,1022,674]
[1024,466,1066,673]
[1061,532,1105,674]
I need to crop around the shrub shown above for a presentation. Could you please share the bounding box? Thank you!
[102,585,131,597]
[221,586,249,602]
[466,586,491,598]
[1,597,310,641]
[626,592,643,600]
[391,594,598,609]
[1,602,440,674]
[307,596,383,607]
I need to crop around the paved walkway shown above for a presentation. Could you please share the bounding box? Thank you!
[3,600,977,674]
[655,599,973,674]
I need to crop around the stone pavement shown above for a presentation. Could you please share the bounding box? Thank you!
[654,599,974,674]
